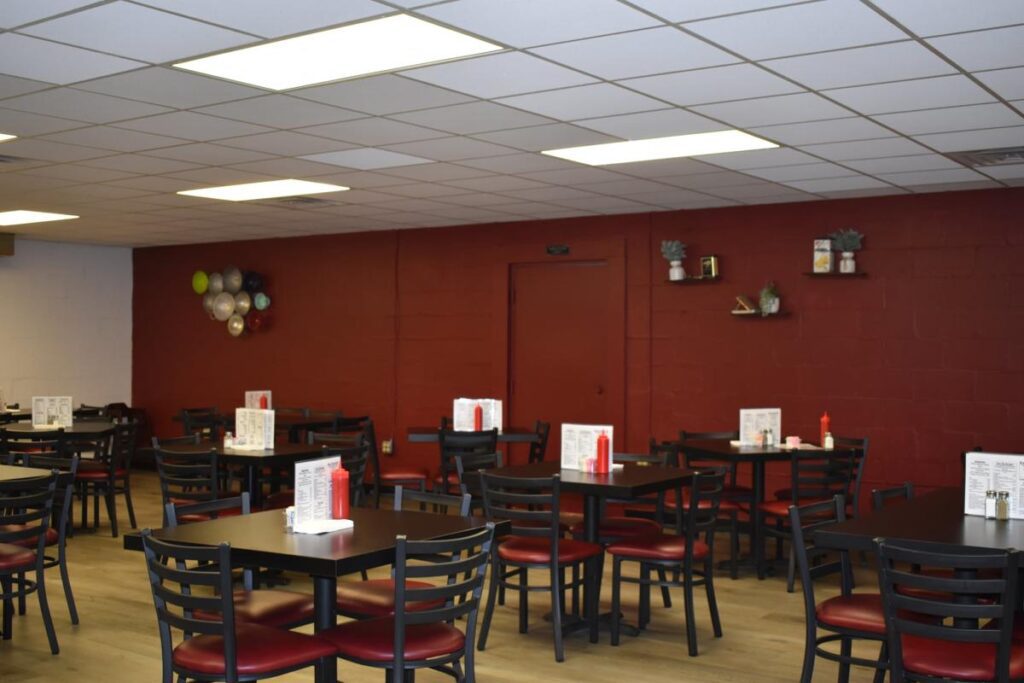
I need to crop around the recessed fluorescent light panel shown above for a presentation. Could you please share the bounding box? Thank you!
[174,14,502,90]
[543,130,779,166]
[0,210,78,226]
[178,179,349,202]
[0,132,16,143]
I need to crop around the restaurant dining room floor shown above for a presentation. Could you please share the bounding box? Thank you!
[3,471,884,682]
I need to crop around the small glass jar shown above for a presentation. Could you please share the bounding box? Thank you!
[986,490,997,519]
[997,491,1011,521]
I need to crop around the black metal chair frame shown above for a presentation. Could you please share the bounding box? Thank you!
[437,429,498,495]
[154,447,221,526]
[526,420,551,464]
[394,485,472,518]
[76,420,138,537]
[872,482,914,511]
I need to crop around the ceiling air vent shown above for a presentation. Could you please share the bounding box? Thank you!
[945,146,1024,168]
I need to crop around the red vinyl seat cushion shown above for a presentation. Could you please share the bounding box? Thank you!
[321,616,465,662]
[194,590,315,629]
[172,622,335,676]
[902,633,1024,680]
[569,516,661,540]
[497,536,602,564]
[380,466,429,482]
[433,472,460,487]
[0,542,35,571]
[606,535,708,562]
[815,593,887,635]
[337,579,443,617]
[758,499,830,517]
[75,468,127,481]
[0,525,58,547]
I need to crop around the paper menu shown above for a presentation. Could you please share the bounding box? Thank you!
[560,424,613,471]
[739,408,781,446]
[964,451,1024,518]
[293,455,341,527]
[233,408,275,450]
[452,398,503,432]
[32,396,73,429]
[244,390,272,410]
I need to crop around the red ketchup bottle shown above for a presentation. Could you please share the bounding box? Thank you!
[331,466,350,519]
[473,403,483,431]
[595,431,610,474]
[820,411,831,446]
[259,393,268,409]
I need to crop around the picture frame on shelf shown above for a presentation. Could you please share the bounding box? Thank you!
[700,255,719,279]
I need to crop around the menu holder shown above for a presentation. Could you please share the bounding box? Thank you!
[453,398,502,432]
[244,390,272,409]
[738,407,781,446]
[964,451,1024,519]
[292,454,350,534]
[560,424,614,471]
[32,396,73,429]
[233,408,275,450]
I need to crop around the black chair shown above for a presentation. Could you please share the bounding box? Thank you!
[75,421,137,537]
[876,539,1021,683]
[152,433,203,448]
[179,406,226,441]
[791,496,887,683]
[436,428,498,494]
[140,530,334,683]
[454,450,503,508]
[263,440,370,511]
[872,482,914,511]
[527,420,551,464]
[321,523,495,682]
[477,472,603,662]
[154,447,224,525]
[608,468,725,656]
[0,472,60,654]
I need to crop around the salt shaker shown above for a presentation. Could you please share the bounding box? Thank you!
[986,490,997,519]
[823,432,834,450]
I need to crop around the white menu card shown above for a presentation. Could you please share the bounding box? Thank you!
[739,408,782,446]
[234,408,275,450]
[560,423,613,470]
[293,455,340,531]
[244,390,272,409]
[453,398,503,432]
[964,451,1024,519]
[32,396,73,429]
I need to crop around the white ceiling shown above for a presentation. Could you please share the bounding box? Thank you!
[0,0,1022,246]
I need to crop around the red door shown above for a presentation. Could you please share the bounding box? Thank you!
[508,260,625,463]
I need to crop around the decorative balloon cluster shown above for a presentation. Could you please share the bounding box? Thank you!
[191,266,272,337]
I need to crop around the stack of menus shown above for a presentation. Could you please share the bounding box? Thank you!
[560,423,613,470]
[964,451,1024,519]
[234,408,275,450]
[32,396,73,429]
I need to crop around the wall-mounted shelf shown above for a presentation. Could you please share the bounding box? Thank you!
[667,275,721,284]
[803,272,867,278]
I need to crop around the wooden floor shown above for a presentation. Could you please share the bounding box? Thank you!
[3,471,885,682]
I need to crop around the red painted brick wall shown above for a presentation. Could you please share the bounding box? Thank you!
[133,188,1024,495]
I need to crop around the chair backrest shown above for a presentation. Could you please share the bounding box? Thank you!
[783,450,857,506]
[527,420,551,463]
[154,448,220,524]
[394,485,472,517]
[392,523,495,673]
[438,428,498,485]
[871,482,914,511]
[314,415,379,486]
[179,407,223,440]
[480,472,562,546]
[454,451,503,500]
[648,438,682,467]
[2,437,64,463]
[876,539,1020,683]
[679,469,726,560]
[166,492,251,528]
[77,404,106,418]
[140,530,241,682]
[18,451,79,539]
[276,406,310,418]
[833,436,869,516]
[65,430,113,465]
[789,496,851,625]
[152,433,202,448]
[679,429,740,481]
[320,440,370,509]
[109,421,138,473]
[0,472,58,556]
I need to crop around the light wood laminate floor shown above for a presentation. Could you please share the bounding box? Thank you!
[3,471,884,682]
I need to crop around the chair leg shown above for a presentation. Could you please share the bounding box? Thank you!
[657,567,672,608]
[729,511,740,580]
[587,556,600,644]
[683,567,698,656]
[787,542,797,593]
[799,628,816,683]
[705,561,722,638]
[518,564,528,634]
[2,576,12,639]
[80,483,88,529]
[93,486,100,529]
[550,561,565,662]
[638,564,651,630]
[36,566,59,654]
[105,488,119,537]
[17,571,26,615]
[838,636,852,683]
[124,479,138,529]
[610,557,622,646]
[570,564,580,616]
[58,540,79,624]
[476,553,499,652]
[872,642,888,683]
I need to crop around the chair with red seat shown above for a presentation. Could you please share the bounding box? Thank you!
[320,522,495,682]
[608,468,725,656]
[0,472,60,654]
[791,495,887,683]
[140,530,333,683]
[775,436,869,518]
[477,472,603,662]
[154,447,230,525]
[436,428,498,495]
[75,420,137,537]
[876,538,1021,683]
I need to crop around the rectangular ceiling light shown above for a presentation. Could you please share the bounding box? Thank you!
[174,14,502,90]
[177,179,349,202]
[543,130,779,166]
[0,210,78,226]
[0,133,16,143]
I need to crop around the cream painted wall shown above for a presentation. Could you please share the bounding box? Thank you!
[0,239,132,407]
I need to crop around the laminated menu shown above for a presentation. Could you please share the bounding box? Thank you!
[739,408,781,446]
[452,398,503,432]
[244,390,272,409]
[964,451,1024,519]
[560,423,613,471]
[293,455,352,534]
[32,396,73,429]
[234,408,274,450]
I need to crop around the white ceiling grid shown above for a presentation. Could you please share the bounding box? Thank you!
[0,0,1018,245]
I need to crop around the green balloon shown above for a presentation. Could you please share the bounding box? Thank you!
[253,292,271,311]
[191,270,209,294]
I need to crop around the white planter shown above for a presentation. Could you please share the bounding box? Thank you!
[839,251,856,274]
[668,260,685,281]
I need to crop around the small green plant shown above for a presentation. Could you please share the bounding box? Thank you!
[829,228,864,252]
[759,281,779,316]
[660,240,686,261]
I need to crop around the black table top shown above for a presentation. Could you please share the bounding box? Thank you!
[153,440,325,465]
[1,421,116,436]
[123,507,507,577]
[681,438,858,462]
[485,460,693,499]
[814,488,1024,553]
[407,427,540,444]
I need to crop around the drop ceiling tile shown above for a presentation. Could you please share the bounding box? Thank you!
[927,26,1024,72]
[198,96,363,129]
[78,153,201,174]
[874,104,1024,135]
[912,126,1024,152]
[39,125,186,152]
[574,178,678,195]
[0,74,53,99]
[142,143,275,165]
[764,42,955,90]
[403,52,597,99]
[979,165,1024,180]
[799,137,932,161]
[844,154,964,174]
[577,109,726,139]
[439,193,515,207]
[390,101,553,135]
[744,162,859,182]
[623,64,802,106]
[685,0,908,60]
[752,117,893,145]
[473,123,616,152]
[74,67,266,109]
[786,175,892,192]
[824,76,996,114]
[302,149,434,170]
[376,182,471,198]
[0,107,88,136]
[694,147,817,170]
[419,0,659,48]
[227,158,344,177]
[551,195,655,212]
[519,167,633,185]
[445,175,550,192]
[301,170,410,188]
[0,0,101,29]
[878,168,988,186]
[457,153,576,174]
[114,112,272,141]
[974,67,1024,101]
[499,186,601,201]
[611,188,718,207]
[613,158,719,178]
[134,0,388,38]
[21,164,135,183]
[692,93,850,127]
[873,0,1024,37]
[531,26,737,80]
[624,0,807,23]
[383,136,519,161]
[2,88,170,123]
[497,83,664,121]
[0,138,112,162]
[0,34,144,85]
[21,1,256,63]
[104,175,199,192]
[299,118,445,146]
[294,75,473,115]
[216,131,356,156]
[704,183,806,200]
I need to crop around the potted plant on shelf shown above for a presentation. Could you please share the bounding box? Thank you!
[661,240,687,281]
[828,228,864,274]
[759,281,780,316]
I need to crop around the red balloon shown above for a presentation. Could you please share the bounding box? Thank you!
[247,311,265,332]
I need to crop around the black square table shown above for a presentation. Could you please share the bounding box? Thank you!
[124,507,507,683]
[406,426,540,444]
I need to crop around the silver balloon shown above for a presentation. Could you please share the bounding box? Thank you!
[212,291,235,321]
[208,272,224,295]
[202,291,216,318]
[234,290,252,316]
[227,313,245,337]
[223,266,243,294]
